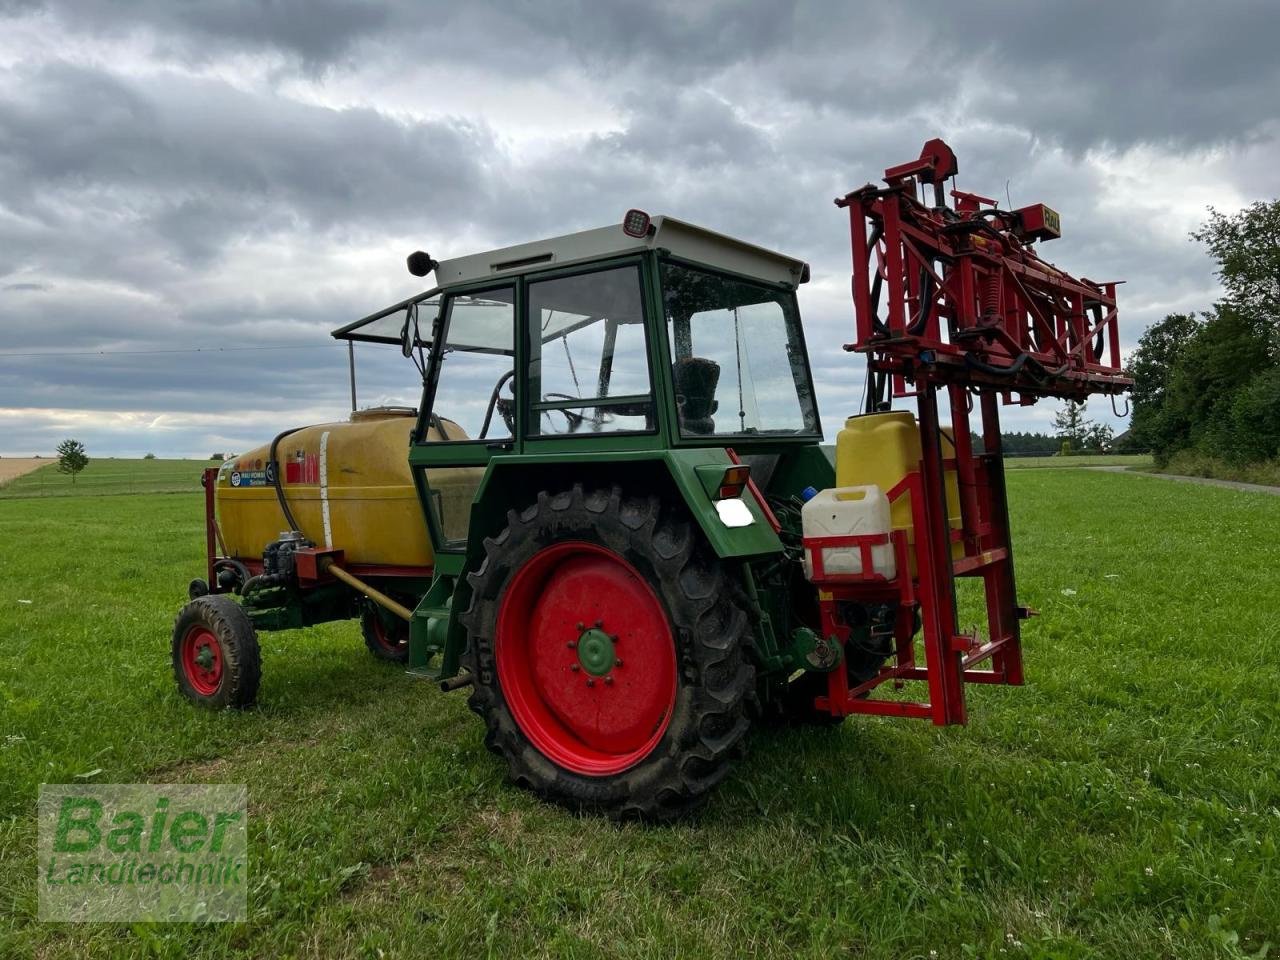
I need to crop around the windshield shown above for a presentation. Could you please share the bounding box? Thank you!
[333,296,440,345]
[660,260,819,438]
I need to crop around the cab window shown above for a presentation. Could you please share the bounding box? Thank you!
[661,260,819,438]
[426,286,516,442]
[526,265,654,435]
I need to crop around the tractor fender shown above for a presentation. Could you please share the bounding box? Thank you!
[468,452,784,562]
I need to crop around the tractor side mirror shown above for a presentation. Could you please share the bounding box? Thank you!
[400,302,419,358]
[406,250,438,278]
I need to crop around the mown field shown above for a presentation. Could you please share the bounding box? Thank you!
[0,459,217,499]
[1,462,1277,959]
[1004,454,1153,470]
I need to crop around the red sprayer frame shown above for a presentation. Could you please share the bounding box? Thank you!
[808,140,1131,725]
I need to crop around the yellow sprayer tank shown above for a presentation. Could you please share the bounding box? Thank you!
[835,411,963,566]
[215,409,474,568]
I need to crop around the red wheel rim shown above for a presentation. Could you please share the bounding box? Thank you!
[495,541,677,776]
[181,625,223,696]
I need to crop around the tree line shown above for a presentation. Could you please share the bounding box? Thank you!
[1127,200,1280,466]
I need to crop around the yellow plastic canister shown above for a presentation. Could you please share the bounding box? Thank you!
[834,410,963,567]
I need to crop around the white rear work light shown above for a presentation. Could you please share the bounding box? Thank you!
[622,208,652,238]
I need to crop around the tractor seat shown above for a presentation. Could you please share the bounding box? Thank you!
[673,357,720,435]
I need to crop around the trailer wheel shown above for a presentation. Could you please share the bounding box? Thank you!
[171,596,261,709]
[361,601,410,663]
[462,485,755,820]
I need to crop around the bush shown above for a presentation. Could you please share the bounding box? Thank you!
[143,452,157,460]
[1160,450,1280,486]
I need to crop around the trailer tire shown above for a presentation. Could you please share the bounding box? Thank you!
[462,484,755,820]
[361,601,410,663]
[172,595,261,709]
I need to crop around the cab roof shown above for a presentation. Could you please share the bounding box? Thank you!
[333,215,808,345]
[434,215,808,289]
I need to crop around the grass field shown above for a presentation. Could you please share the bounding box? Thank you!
[1004,454,1153,470]
[1,462,1278,958]
[0,459,218,499]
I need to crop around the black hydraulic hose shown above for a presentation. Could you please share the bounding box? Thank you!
[864,367,888,413]
[1090,304,1106,360]
[964,351,1044,384]
[965,351,1028,376]
[865,223,888,336]
[241,573,285,600]
[268,426,307,534]
[478,369,515,439]
[963,350,1071,385]
[907,267,935,337]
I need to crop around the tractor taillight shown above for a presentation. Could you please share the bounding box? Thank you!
[717,465,750,500]
[622,208,652,238]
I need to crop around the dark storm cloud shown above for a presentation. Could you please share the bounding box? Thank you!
[0,60,496,235]
[2,1,1278,454]
[27,0,1280,151]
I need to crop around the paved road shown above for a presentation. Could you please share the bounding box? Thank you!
[1086,465,1280,496]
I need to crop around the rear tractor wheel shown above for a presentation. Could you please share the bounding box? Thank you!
[462,485,755,820]
[171,595,261,709]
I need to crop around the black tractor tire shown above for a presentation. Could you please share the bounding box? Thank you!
[171,595,261,709]
[361,601,410,663]
[462,485,755,820]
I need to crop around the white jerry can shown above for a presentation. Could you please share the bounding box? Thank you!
[801,484,896,581]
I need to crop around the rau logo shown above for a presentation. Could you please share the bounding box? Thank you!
[38,784,247,922]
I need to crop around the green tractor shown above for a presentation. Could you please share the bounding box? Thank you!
[176,144,1129,818]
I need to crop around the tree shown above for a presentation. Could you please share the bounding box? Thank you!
[1051,400,1113,454]
[56,439,89,483]
[1192,200,1280,359]
[1225,366,1280,463]
[1162,303,1271,458]
[143,452,157,460]
[1127,312,1203,453]
[1052,401,1086,452]
[1083,422,1114,453]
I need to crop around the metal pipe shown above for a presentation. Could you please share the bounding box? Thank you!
[439,673,474,693]
[347,340,357,412]
[321,559,413,621]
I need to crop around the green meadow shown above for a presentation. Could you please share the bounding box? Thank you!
[1,461,1277,958]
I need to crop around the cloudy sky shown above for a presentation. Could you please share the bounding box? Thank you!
[3,0,1279,457]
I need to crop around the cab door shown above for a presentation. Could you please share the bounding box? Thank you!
[410,282,518,573]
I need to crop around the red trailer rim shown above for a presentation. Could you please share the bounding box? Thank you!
[495,541,677,776]
[369,613,407,654]
[181,625,223,696]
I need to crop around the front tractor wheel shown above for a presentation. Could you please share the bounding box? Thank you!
[171,595,261,709]
[462,486,755,820]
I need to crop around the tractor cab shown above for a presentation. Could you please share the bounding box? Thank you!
[333,212,823,566]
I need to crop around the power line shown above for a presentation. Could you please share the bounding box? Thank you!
[0,343,342,359]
